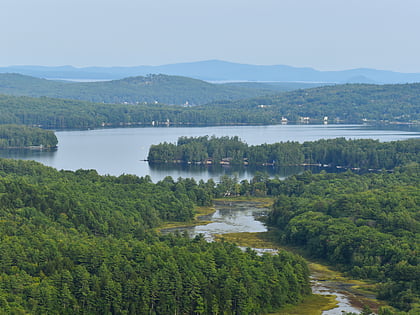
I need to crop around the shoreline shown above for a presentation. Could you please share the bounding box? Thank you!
[160,199,389,314]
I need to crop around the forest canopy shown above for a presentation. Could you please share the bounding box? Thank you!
[0,158,310,314]
[0,124,57,148]
[266,166,420,313]
[208,83,420,123]
[0,81,419,129]
[0,73,284,105]
[148,136,420,170]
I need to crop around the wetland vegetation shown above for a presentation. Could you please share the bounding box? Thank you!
[0,159,311,314]
[0,72,419,314]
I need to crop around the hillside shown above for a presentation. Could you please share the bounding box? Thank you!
[0,82,419,129]
[0,73,293,105]
[209,83,420,123]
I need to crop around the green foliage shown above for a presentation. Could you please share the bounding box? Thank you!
[0,94,279,129]
[302,138,420,169]
[0,81,420,129]
[0,73,282,105]
[210,83,420,123]
[267,165,420,312]
[149,136,420,170]
[0,124,57,148]
[0,158,311,314]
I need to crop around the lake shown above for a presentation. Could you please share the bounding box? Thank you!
[0,124,419,182]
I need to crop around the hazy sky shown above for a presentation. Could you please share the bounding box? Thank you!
[2,0,420,72]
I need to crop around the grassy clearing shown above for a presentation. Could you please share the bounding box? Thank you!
[161,199,386,313]
[216,232,339,315]
[269,294,338,315]
[158,205,216,230]
[160,197,273,231]
[214,196,275,208]
[214,231,281,249]
[216,231,386,313]
[194,205,217,219]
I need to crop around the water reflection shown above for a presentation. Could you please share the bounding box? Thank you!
[148,163,313,181]
[0,124,418,181]
[0,148,58,168]
[162,201,267,241]
[163,200,367,314]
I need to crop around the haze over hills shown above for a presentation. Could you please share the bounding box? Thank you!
[0,82,419,129]
[0,73,323,105]
[2,60,420,83]
[207,83,420,123]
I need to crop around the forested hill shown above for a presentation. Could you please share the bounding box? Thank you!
[209,83,420,123]
[0,82,419,129]
[0,73,293,105]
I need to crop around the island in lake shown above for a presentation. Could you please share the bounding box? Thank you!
[0,124,57,149]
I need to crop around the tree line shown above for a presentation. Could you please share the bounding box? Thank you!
[0,124,57,148]
[0,73,282,105]
[266,165,420,313]
[209,83,420,123]
[0,94,277,129]
[148,136,420,170]
[186,163,419,313]
[1,81,420,130]
[0,158,310,314]
[1,135,419,313]
[148,138,420,313]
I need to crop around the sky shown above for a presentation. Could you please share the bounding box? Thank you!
[2,0,420,72]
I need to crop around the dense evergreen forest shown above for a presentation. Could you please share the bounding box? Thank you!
[148,136,420,170]
[0,158,310,314]
[0,73,283,105]
[148,137,420,313]
[182,164,419,313]
[0,124,57,148]
[0,81,419,129]
[1,134,419,313]
[266,166,420,313]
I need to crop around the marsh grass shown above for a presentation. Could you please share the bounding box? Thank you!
[214,231,280,249]
[214,196,275,208]
[269,294,338,315]
[158,205,216,230]
[216,230,386,314]
[160,198,386,313]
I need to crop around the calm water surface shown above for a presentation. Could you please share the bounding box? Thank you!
[163,201,268,241]
[163,201,367,314]
[1,124,419,181]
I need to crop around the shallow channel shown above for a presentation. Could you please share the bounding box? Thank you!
[163,201,372,314]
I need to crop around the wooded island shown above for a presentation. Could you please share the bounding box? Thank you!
[148,136,420,170]
[0,124,57,149]
[0,135,418,313]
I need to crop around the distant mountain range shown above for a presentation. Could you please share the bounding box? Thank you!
[1,60,420,84]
